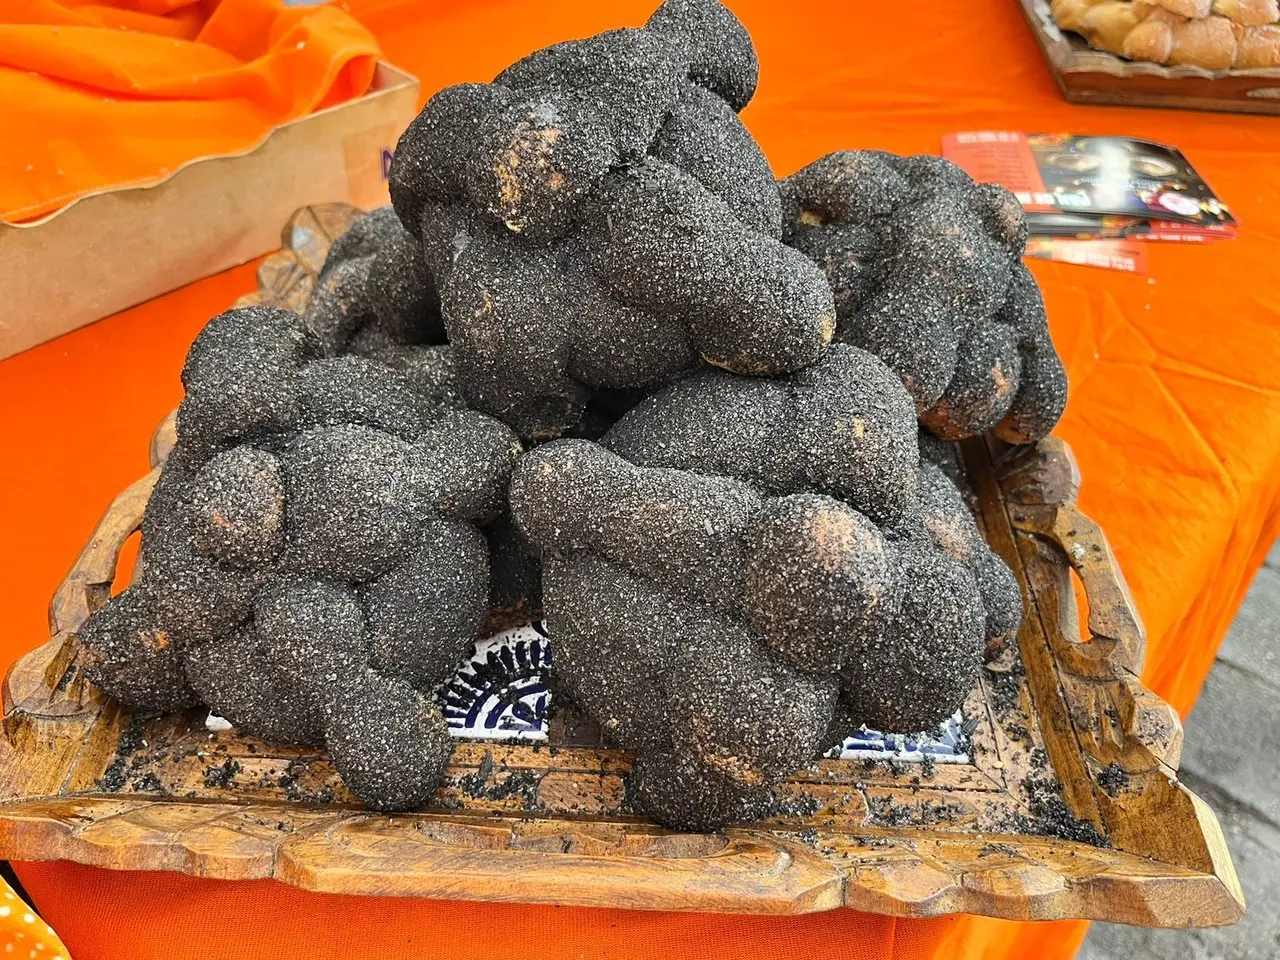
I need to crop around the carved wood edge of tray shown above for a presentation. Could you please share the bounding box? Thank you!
[0,204,1244,926]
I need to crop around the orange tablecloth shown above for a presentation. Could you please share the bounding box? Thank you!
[4,1,1280,958]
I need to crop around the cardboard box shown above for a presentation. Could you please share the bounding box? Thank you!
[0,62,419,361]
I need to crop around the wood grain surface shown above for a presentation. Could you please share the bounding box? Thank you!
[0,204,1244,927]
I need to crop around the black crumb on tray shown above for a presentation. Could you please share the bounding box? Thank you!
[1021,773,1109,847]
[984,659,1026,715]
[766,792,823,820]
[98,760,128,794]
[454,750,497,796]
[453,748,544,808]
[781,827,822,848]
[1096,762,1129,797]
[275,759,338,806]
[481,770,544,805]
[865,793,966,828]
[277,762,302,795]
[977,842,1021,858]
[130,772,170,796]
[202,758,243,789]
[98,717,148,792]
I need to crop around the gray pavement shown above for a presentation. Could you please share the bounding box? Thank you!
[1078,541,1280,960]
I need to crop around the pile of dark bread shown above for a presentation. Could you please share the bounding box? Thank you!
[80,0,1065,831]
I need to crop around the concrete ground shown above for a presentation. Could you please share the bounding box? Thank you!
[1078,539,1280,960]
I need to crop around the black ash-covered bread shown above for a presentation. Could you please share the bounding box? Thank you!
[75,0,1055,838]
[305,206,548,627]
[509,345,1022,830]
[78,305,522,812]
[303,206,459,408]
[780,151,1067,444]
[385,0,835,440]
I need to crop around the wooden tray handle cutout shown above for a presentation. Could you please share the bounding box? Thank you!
[3,469,158,728]
[999,437,1145,676]
[149,411,178,469]
[235,203,364,313]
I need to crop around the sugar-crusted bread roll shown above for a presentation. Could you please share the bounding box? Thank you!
[1236,21,1280,63]
[1159,0,1211,19]
[1053,0,1146,49]
[1169,14,1238,66]
[1215,0,1279,27]
[1124,7,1178,60]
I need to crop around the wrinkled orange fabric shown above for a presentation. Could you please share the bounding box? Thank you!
[0,0,380,223]
[3,0,1280,959]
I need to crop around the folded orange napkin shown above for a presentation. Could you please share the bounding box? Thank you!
[0,0,380,223]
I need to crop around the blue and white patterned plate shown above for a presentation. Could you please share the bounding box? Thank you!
[439,620,967,762]
[442,621,553,741]
[825,712,969,764]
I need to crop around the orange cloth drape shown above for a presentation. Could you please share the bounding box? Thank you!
[3,1,1280,959]
[0,0,380,223]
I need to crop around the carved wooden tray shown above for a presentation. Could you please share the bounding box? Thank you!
[0,205,1243,927]
[1019,0,1280,115]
